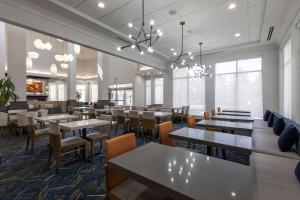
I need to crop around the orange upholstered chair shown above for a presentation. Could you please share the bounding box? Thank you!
[105,133,136,192]
[187,115,196,128]
[159,121,175,147]
[204,112,210,120]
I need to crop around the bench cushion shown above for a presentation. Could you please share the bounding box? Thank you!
[273,117,285,135]
[251,153,300,200]
[252,128,299,160]
[278,125,299,152]
[263,109,271,121]
[267,113,275,127]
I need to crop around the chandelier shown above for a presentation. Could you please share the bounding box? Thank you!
[191,42,212,78]
[170,22,212,78]
[116,0,162,55]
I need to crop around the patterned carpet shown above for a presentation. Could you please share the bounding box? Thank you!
[0,122,248,200]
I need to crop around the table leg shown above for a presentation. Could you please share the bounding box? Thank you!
[82,128,87,138]
[222,149,226,160]
[207,146,212,156]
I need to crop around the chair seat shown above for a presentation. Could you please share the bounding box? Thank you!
[86,132,110,141]
[61,136,87,150]
[109,179,166,200]
[35,128,49,137]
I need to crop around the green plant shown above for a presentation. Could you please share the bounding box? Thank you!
[75,91,82,102]
[0,77,19,106]
[108,88,113,101]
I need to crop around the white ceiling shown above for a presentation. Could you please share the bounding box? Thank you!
[58,0,266,57]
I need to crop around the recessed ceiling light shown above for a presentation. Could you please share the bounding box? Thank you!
[98,2,105,8]
[235,33,241,37]
[228,3,236,10]
[170,48,174,51]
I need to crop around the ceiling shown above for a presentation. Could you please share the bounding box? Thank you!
[57,0,266,57]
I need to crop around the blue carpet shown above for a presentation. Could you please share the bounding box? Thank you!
[0,122,248,199]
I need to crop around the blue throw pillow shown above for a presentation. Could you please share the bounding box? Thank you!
[295,161,300,183]
[273,117,285,135]
[263,109,271,121]
[278,125,299,152]
[267,112,275,127]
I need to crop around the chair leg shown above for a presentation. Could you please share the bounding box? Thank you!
[84,144,88,161]
[26,136,30,150]
[47,145,52,161]
[90,141,94,160]
[55,152,61,172]
[0,127,4,137]
[30,138,35,154]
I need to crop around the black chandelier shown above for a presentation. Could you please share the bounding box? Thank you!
[192,42,212,78]
[170,21,212,78]
[116,0,162,55]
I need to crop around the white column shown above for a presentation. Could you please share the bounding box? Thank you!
[67,43,77,100]
[97,52,109,100]
[7,24,26,101]
[0,22,6,79]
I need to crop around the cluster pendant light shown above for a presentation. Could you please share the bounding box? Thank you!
[34,39,52,51]
[116,0,162,55]
[170,21,212,78]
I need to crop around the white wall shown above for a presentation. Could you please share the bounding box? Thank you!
[278,6,300,123]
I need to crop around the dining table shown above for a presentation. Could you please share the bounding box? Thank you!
[196,120,253,135]
[217,112,251,117]
[36,114,78,122]
[211,115,254,122]
[222,109,251,113]
[60,119,109,137]
[108,142,252,200]
[169,127,252,161]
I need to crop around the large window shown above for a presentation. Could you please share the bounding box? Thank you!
[173,68,205,116]
[146,80,151,105]
[215,58,263,118]
[109,83,133,106]
[283,39,291,118]
[48,82,66,101]
[90,83,98,103]
[154,78,164,104]
[76,84,86,102]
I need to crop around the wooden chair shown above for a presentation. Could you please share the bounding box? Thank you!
[85,115,112,160]
[128,110,141,136]
[105,133,165,200]
[142,111,158,139]
[184,106,190,122]
[211,108,216,116]
[73,111,82,120]
[116,110,129,133]
[17,113,30,135]
[48,121,88,172]
[204,111,210,120]
[217,107,221,112]
[187,115,196,128]
[26,115,49,153]
[0,112,8,137]
[174,106,186,123]
[159,121,175,147]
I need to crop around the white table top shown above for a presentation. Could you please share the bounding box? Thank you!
[218,112,251,117]
[222,109,251,113]
[36,114,78,122]
[169,128,252,154]
[109,142,252,200]
[7,109,27,115]
[211,115,254,122]
[124,110,172,118]
[60,119,109,131]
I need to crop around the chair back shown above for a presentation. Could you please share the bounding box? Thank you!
[143,111,154,120]
[48,121,62,149]
[0,112,8,126]
[187,115,196,128]
[129,110,139,118]
[185,106,190,116]
[217,107,221,112]
[105,133,136,191]
[211,108,216,116]
[26,115,36,137]
[73,111,82,120]
[204,112,210,120]
[38,109,48,117]
[181,106,187,115]
[17,113,30,127]
[129,110,139,127]
[159,121,174,146]
[98,114,112,137]
[143,111,155,129]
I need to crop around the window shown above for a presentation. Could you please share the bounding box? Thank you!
[173,68,205,116]
[215,58,263,118]
[283,39,291,118]
[109,83,133,106]
[48,82,66,101]
[154,78,163,104]
[90,83,98,103]
[146,80,151,105]
[76,84,86,102]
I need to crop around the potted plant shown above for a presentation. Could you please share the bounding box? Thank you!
[108,88,113,101]
[75,91,82,102]
[0,77,19,109]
